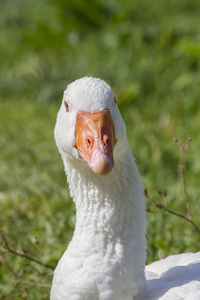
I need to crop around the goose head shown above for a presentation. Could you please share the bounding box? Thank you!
[54,77,126,175]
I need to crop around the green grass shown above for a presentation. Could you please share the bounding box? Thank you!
[0,0,200,298]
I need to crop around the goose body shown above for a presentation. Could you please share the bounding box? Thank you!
[51,77,200,300]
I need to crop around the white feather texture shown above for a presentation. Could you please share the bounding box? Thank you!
[146,252,200,299]
[51,77,200,300]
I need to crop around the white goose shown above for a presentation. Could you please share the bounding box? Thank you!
[51,77,200,300]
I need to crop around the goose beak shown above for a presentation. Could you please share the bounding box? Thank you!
[74,109,117,175]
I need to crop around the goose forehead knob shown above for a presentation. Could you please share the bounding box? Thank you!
[64,77,115,112]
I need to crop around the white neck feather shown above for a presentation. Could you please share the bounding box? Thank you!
[55,141,147,299]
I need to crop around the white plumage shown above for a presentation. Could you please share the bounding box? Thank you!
[51,77,200,300]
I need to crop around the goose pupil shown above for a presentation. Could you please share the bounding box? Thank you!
[64,101,69,112]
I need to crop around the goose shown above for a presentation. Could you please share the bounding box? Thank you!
[51,77,200,300]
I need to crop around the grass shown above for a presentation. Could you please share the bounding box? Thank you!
[0,0,200,298]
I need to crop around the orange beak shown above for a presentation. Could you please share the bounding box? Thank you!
[74,109,117,175]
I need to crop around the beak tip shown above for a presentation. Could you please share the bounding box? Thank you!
[89,154,114,175]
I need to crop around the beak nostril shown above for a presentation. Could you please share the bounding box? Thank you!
[86,138,93,149]
[103,135,111,147]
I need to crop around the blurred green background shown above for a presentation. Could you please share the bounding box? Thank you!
[0,0,200,298]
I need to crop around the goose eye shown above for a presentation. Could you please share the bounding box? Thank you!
[64,101,69,112]
[114,96,116,104]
